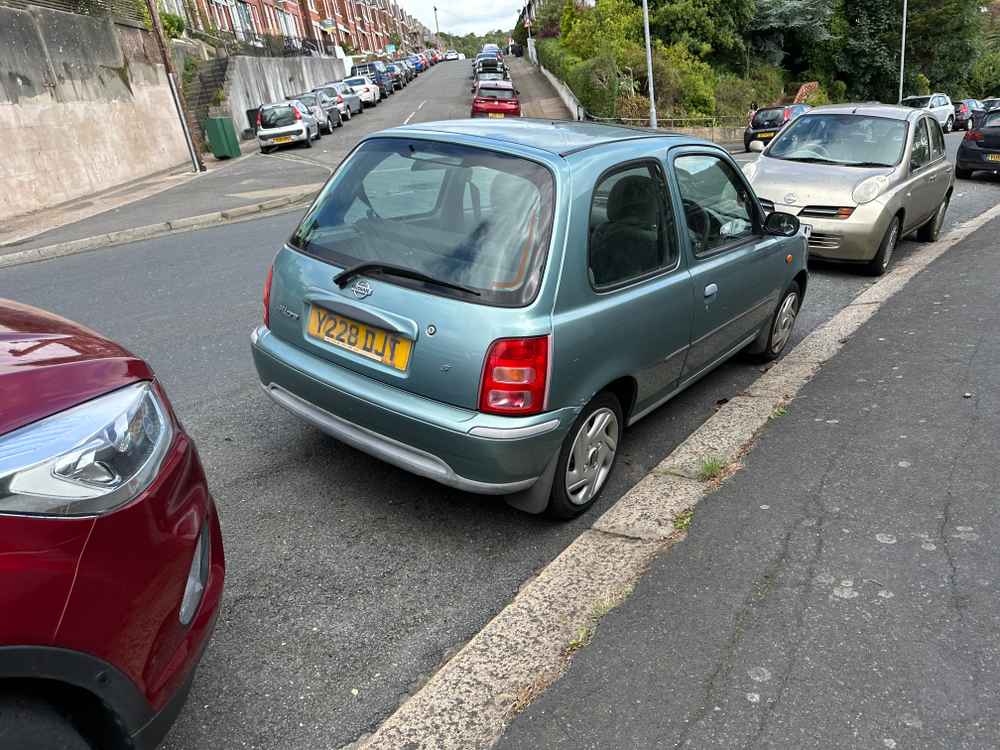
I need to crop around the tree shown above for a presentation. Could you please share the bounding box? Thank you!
[645,0,756,64]
[749,0,833,75]
[830,0,901,101]
[905,0,982,95]
[562,0,641,59]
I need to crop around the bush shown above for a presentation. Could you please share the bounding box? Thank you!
[804,85,830,106]
[913,73,931,96]
[830,79,847,102]
[160,11,185,39]
[569,53,619,118]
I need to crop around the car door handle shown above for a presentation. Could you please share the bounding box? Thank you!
[704,283,719,299]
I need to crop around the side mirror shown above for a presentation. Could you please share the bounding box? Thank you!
[749,140,765,153]
[764,211,800,237]
[515,89,520,95]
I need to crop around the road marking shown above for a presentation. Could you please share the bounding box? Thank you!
[357,200,1000,750]
[404,112,416,125]
[417,100,426,111]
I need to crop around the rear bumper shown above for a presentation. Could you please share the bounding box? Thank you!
[251,326,574,493]
[957,144,1000,173]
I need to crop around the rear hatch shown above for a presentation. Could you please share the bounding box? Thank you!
[751,108,785,132]
[979,114,1000,150]
[266,137,556,410]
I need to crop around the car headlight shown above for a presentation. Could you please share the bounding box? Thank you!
[852,175,891,205]
[742,160,759,181]
[0,382,173,516]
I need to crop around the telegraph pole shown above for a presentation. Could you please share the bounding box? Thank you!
[897,0,908,104]
[641,0,657,128]
[143,0,204,171]
[433,5,440,37]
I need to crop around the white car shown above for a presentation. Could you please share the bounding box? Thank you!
[902,93,955,132]
[256,100,320,153]
[344,75,380,107]
[445,50,459,61]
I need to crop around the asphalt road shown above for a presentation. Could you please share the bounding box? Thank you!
[2,64,999,749]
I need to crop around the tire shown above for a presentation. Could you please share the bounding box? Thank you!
[0,695,91,750]
[314,124,321,140]
[945,116,954,133]
[755,281,801,362]
[303,130,312,148]
[865,216,900,276]
[956,167,973,179]
[967,118,974,131]
[260,145,273,154]
[344,106,352,121]
[917,193,949,242]
[545,393,623,520]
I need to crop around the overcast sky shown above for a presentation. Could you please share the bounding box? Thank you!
[403,0,521,36]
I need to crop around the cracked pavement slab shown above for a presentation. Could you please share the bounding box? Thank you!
[497,216,1000,750]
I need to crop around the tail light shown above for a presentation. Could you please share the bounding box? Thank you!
[263,265,273,327]
[783,107,791,122]
[256,109,262,128]
[336,95,344,103]
[292,106,302,120]
[479,336,549,415]
[960,104,969,113]
[965,130,984,142]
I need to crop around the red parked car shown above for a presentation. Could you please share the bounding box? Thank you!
[0,300,224,749]
[471,80,521,119]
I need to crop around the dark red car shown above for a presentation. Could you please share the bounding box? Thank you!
[471,80,521,119]
[0,300,224,749]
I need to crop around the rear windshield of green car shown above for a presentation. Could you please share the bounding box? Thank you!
[261,106,296,127]
[290,138,555,307]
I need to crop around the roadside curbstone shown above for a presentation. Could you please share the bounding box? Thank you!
[221,204,262,220]
[259,196,293,211]
[167,212,222,231]
[593,473,704,541]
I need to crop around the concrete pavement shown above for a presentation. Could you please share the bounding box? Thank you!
[498,215,1000,750]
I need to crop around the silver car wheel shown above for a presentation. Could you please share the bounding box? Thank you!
[565,407,619,506]
[882,220,899,270]
[770,292,799,354]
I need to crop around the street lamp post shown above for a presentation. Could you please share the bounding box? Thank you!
[641,0,657,128]
[898,0,907,104]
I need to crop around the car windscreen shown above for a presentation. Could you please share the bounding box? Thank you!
[477,73,504,81]
[261,106,296,128]
[295,94,317,107]
[751,108,785,128]
[903,97,930,108]
[984,99,1000,110]
[767,114,907,167]
[477,88,516,100]
[985,112,1000,128]
[345,77,366,87]
[289,138,555,307]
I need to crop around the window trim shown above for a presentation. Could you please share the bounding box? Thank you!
[586,158,682,294]
[669,149,763,261]
[909,117,933,173]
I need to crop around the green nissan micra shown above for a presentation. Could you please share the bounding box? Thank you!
[251,119,808,518]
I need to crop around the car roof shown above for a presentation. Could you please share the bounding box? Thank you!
[478,80,514,89]
[805,103,921,121]
[262,101,297,109]
[385,119,700,157]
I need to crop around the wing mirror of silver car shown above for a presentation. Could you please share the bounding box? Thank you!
[749,140,766,153]
[764,211,801,237]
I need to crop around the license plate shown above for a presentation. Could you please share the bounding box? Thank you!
[988,154,1000,162]
[488,112,505,119]
[758,131,776,139]
[272,136,293,143]
[307,306,412,371]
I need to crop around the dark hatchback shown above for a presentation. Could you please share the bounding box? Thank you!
[744,104,810,152]
[956,109,1000,179]
[954,99,985,131]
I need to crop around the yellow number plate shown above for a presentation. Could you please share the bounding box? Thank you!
[488,112,505,119]
[273,136,293,143]
[308,307,412,371]
[988,153,1000,162]
[758,131,776,139]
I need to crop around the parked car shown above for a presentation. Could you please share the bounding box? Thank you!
[445,49,459,60]
[983,97,1000,112]
[256,100,321,153]
[471,80,521,118]
[345,75,381,107]
[901,93,955,132]
[384,63,406,90]
[394,59,415,82]
[954,98,985,130]
[745,104,954,275]
[0,299,224,749]
[291,90,342,132]
[956,108,1000,179]
[316,82,362,118]
[250,120,807,519]
[407,54,426,72]
[744,104,810,152]
[351,61,393,98]
[472,70,511,90]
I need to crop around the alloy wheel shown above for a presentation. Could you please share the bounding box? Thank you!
[770,292,799,354]
[565,408,619,506]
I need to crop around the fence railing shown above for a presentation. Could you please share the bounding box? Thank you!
[190,29,338,58]
[587,114,749,129]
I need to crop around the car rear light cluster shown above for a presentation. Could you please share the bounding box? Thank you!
[256,110,262,128]
[783,107,791,122]
[292,106,302,120]
[263,265,273,328]
[965,129,984,142]
[479,336,549,416]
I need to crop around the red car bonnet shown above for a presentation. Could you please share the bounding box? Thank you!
[0,299,152,434]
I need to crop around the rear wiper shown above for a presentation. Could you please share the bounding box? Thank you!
[333,262,481,296]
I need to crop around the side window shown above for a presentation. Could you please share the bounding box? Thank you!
[588,162,676,288]
[674,154,756,257]
[910,119,931,170]
[929,118,945,159]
